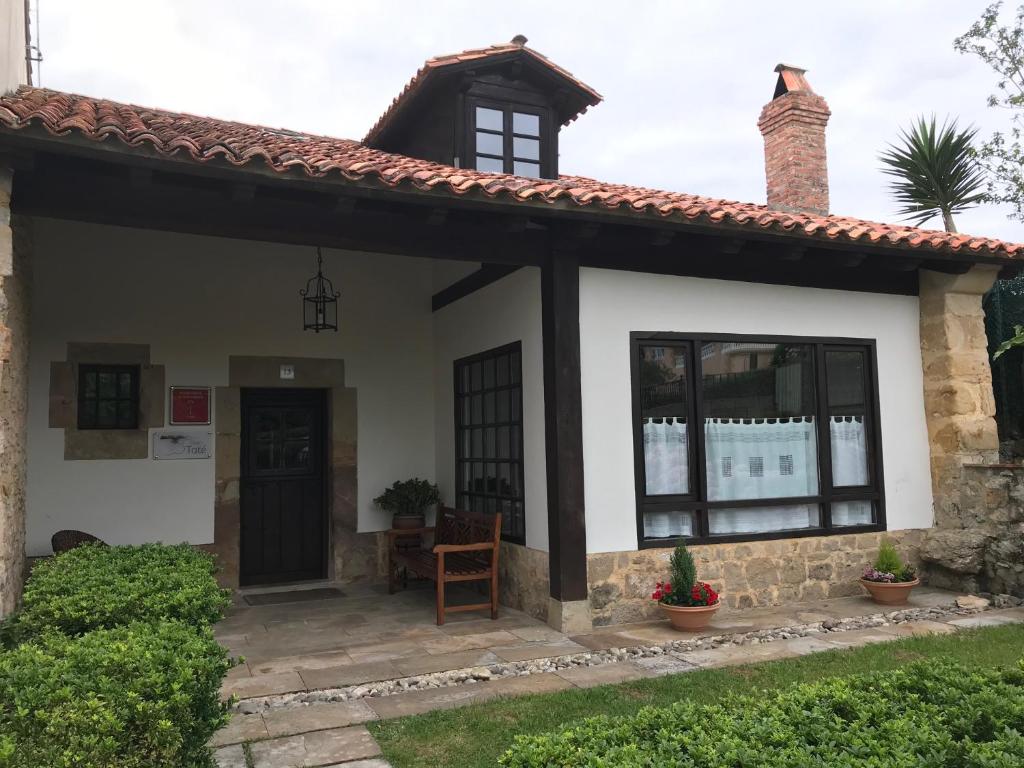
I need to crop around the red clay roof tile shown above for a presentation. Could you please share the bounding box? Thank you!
[0,86,1019,259]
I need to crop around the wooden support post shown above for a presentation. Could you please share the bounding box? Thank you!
[541,249,590,631]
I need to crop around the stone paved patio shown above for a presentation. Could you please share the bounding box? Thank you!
[212,583,1024,767]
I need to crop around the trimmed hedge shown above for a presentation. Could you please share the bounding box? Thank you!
[0,621,231,768]
[501,659,1024,767]
[4,543,229,642]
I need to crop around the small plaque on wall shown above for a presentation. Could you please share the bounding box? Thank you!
[170,386,211,425]
[153,430,212,460]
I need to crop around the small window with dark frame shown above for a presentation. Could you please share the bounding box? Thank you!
[77,364,140,430]
[472,104,544,178]
[454,342,525,543]
[632,334,884,546]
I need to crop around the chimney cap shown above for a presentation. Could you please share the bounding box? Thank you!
[772,63,815,99]
[511,34,528,47]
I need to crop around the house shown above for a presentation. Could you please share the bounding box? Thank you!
[0,21,1019,631]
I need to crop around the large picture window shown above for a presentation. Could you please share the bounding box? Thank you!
[631,334,883,546]
[454,342,525,544]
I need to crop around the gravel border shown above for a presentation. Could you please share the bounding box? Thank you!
[230,594,1019,714]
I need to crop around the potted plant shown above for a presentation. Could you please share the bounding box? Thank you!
[374,478,441,530]
[860,539,920,605]
[652,542,721,631]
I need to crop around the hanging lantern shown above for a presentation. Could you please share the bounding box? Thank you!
[300,247,341,332]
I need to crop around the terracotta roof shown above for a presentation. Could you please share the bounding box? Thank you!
[364,38,603,146]
[0,85,1019,259]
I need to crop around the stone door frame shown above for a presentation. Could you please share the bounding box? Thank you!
[212,355,374,589]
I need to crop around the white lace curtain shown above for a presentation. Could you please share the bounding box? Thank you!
[642,415,871,535]
[642,418,688,495]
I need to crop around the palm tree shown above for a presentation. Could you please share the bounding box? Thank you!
[879,116,987,233]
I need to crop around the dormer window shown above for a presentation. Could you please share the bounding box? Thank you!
[362,37,602,181]
[472,104,544,177]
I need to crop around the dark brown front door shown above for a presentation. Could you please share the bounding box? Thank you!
[240,388,327,585]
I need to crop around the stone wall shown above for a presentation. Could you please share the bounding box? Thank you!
[914,267,1024,597]
[920,464,1024,596]
[587,529,926,626]
[0,171,30,617]
[499,541,549,621]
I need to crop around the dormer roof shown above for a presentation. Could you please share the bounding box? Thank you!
[364,37,603,147]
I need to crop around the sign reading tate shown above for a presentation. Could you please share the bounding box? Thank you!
[169,386,211,425]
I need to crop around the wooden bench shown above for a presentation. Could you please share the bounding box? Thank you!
[387,506,501,625]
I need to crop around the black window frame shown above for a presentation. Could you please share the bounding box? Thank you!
[77,363,141,431]
[453,341,526,544]
[466,98,550,178]
[630,332,886,547]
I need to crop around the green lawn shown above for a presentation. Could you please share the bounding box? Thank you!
[370,624,1024,768]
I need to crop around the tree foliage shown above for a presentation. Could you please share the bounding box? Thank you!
[879,116,986,232]
[955,2,1024,220]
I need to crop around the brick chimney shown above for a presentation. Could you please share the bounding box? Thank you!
[757,64,831,216]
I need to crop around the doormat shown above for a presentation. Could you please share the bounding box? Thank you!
[244,588,345,606]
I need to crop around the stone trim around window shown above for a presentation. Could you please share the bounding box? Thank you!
[48,342,165,460]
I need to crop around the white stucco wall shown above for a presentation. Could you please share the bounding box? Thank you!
[25,218,437,555]
[433,267,548,551]
[0,0,27,95]
[579,267,934,554]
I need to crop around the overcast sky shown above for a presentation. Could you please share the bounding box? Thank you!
[30,0,1024,242]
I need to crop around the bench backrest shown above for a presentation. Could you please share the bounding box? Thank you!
[436,506,502,548]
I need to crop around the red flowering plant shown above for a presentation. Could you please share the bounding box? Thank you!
[651,542,720,607]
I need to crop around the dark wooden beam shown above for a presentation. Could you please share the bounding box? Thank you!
[129,167,152,189]
[426,207,448,227]
[542,250,588,604]
[718,238,744,255]
[878,257,923,272]
[230,182,256,203]
[12,163,547,267]
[836,253,866,268]
[650,230,675,247]
[778,245,806,261]
[431,264,521,311]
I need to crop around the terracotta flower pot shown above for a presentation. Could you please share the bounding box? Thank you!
[392,513,426,530]
[660,601,721,631]
[859,578,920,606]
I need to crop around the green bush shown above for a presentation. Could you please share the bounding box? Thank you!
[4,543,229,642]
[0,621,231,768]
[500,659,1024,767]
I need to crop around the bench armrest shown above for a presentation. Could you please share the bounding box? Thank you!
[433,542,495,553]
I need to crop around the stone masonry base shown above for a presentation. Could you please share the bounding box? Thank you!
[587,529,927,626]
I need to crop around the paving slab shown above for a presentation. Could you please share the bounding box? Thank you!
[817,626,901,649]
[437,615,538,635]
[300,660,401,691]
[420,630,520,655]
[249,725,381,768]
[249,650,355,676]
[633,654,700,677]
[554,661,652,688]
[493,641,589,662]
[262,700,377,738]
[209,712,270,747]
[945,613,1022,629]
[223,671,306,701]
[214,744,247,768]
[393,649,500,677]
[677,636,832,668]
[508,625,572,642]
[322,761,393,768]
[339,640,425,665]
[367,671,572,719]
[223,663,252,680]
[886,620,959,637]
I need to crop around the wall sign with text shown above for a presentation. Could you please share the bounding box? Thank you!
[153,430,212,460]
[169,386,212,425]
